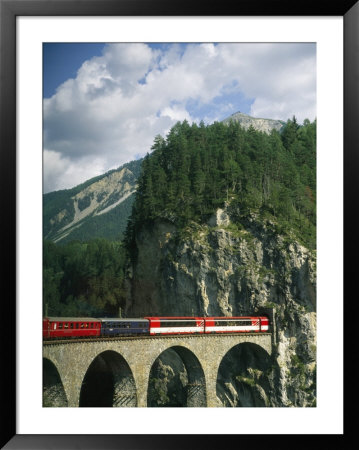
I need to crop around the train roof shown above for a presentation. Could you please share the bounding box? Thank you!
[145,316,203,319]
[145,316,266,319]
[97,318,149,322]
[44,317,101,322]
[208,316,267,319]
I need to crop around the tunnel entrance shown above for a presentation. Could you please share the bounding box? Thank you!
[43,358,68,407]
[79,350,137,407]
[216,343,271,407]
[147,346,206,407]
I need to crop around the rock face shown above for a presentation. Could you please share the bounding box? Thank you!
[126,207,316,407]
[222,111,285,134]
[50,168,136,242]
[43,159,142,243]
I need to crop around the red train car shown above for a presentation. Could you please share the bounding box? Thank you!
[145,317,205,335]
[43,317,101,339]
[204,316,269,333]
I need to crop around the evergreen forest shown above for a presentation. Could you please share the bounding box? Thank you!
[126,117,316,250]
[43,239,127,317]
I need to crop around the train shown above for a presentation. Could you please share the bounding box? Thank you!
[43,316,269,340]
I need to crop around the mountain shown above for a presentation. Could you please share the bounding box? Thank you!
[222,111,285,133]
[43,159,142,243]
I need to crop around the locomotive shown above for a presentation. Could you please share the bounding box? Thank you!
[43,316,269,339]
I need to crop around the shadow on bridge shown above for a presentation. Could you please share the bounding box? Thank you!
[79,350,137,407]
[43,358,68,407]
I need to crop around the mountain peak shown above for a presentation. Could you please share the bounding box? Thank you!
[222,111,285,134]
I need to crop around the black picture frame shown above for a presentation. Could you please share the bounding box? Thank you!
[1,0,356,448]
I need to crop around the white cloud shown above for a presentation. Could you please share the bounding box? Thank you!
[43,150,108,192]
[43,42,316,192]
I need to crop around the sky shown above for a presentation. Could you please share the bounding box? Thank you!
[43,42,316,193]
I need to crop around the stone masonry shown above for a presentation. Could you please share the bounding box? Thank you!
[43,333,272,407]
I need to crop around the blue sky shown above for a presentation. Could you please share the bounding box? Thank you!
[43,43,106,98]
[44,43,187,99]
[43,42,316,193]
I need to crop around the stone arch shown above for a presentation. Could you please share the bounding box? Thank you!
[216,342,272,407]
[147,345,206,407]
[43,357,68,407]
[79,350,137,407]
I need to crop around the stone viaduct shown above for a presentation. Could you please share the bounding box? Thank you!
[43,332,273,407]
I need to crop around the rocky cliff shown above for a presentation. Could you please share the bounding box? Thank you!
[126,206,316,407]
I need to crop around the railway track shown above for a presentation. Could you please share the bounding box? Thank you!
[43,332,271,345]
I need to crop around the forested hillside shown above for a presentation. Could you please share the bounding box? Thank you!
[43,239,127,317]
[126,117,316,251]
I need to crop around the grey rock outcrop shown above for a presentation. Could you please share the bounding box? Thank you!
[222,111,285,134]
[126,206,316,407]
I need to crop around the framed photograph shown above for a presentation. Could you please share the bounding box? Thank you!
[1,0,356,448]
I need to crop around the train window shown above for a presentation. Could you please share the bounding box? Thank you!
[64,323,68,329]
[80,323,84,328]
[90,323,93,328]
[70,323,74,329]
[161,320,195,328]
[54,323,57,330]
[76,323,79,329]
[59,323,63,329]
